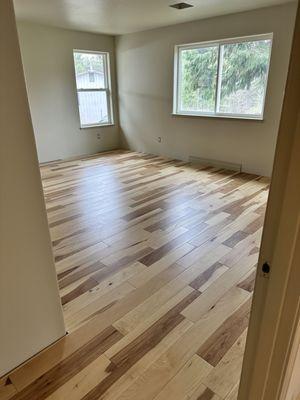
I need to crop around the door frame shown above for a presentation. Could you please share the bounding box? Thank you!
[280,317,300,400]
[238,2,300,399]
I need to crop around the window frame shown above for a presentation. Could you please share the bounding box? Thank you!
[73,49,114,129]
[173,33,273,121]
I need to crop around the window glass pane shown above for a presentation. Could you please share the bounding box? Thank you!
[74,52,105,89]
[179,46,218,113]
[218,39,272,116]
[78,91,108,126]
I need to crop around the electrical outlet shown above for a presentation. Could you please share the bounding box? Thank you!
[157,137,162,143]
[97,133,101,140]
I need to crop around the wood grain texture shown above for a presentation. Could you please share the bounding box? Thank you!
[0,377,17,400]
[197,299,251,366]
[1,151,269,400]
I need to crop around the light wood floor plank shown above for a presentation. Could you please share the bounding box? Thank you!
[1,151,269,400]
[203,330,248,398]
[153,355,212,400]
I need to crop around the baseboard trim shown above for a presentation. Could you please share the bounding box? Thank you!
[189,156,242,172]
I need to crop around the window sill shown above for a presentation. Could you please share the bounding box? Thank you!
[172,112,264,121]
[80,123,115,129]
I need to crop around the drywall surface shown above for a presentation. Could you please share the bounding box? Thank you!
[17,22,120,163]
[0,0,65,376]
[116,3,297,176]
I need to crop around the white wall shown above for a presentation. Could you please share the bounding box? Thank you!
[0,0,65,376]
[116,3,297,177]
[17,22,120,163]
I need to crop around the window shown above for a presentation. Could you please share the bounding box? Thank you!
[174,34,273,120]
[73,50,113,128]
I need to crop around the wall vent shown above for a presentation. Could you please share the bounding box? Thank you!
[170,2,194,10]
[189,156,242,172]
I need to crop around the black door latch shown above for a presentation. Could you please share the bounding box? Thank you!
[262,262,270,274]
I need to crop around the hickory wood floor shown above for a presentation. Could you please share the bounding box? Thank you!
[1,150,269,400]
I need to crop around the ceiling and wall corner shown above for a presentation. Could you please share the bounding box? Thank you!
[116,2,297,177]
[13,0,294,35]
[13,0,298,175]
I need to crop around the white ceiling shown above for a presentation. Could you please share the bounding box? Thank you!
[14,0,293,35]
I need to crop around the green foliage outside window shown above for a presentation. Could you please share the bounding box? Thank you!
[181,46,218,112]
[180,39,271,115]
[74,52,104,74]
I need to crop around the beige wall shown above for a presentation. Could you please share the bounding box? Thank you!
[17,22,120,163]
[0,0,65,376]
[116,3,297,177]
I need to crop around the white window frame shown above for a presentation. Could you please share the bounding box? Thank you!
[173,33,273,120]
[73,49,114,128]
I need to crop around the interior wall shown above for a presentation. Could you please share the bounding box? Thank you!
[0,0,65,377]
[116,3,297,177]
[17,21,120,163]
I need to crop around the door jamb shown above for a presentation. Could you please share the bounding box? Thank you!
[238,3,300,399]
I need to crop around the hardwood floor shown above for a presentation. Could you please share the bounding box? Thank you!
[0,150,269,400]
